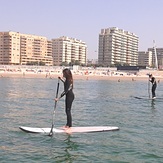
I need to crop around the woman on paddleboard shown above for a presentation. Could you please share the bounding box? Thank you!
[149,74,157,99]
[55,68,75,129]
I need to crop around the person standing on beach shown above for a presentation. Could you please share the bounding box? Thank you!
[55,68,75,129]
[149,74,157,99]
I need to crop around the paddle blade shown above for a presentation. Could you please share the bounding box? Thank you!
[48,124,54,136]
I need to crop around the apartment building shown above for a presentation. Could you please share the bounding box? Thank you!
[0,31,53,65]
[52,36,87,66]
[0,31,21,64]
[138,51,152,67]
[98,27,138,66]
[148,48,163,69]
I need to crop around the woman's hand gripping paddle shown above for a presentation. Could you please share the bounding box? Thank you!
[49,78,60,136]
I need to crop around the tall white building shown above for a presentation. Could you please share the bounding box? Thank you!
[98,27,138,66]
[52,36,87,66]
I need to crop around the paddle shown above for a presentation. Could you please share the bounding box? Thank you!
[49,78,60,136]
[148,75,150,99]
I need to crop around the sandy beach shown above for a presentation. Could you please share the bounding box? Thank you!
[1,64,163,82]
[1,67,163,82]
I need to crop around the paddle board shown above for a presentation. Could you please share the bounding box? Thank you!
[132,96,163,100]
[133,96,153,100]
[19,126,119,134]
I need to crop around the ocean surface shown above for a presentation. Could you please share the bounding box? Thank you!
[0,77,163,163]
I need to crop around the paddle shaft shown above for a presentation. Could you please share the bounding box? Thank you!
[49,79,60,136]
[148,77,150,98]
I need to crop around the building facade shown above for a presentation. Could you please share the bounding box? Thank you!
[52,36,87,66]
[98,27,138,66]
[148,48,163,69]
[0,32,21,65]
[138,51,152,67]
[0,31,53,65]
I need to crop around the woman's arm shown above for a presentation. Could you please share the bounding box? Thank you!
[59,80,72,99]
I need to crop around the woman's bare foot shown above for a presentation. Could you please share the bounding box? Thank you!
[62,125,69,129]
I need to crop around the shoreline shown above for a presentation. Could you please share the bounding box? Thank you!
[1,65,163,81]
[1,71,163,81]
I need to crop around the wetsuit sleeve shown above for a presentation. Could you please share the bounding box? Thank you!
[152,77,156,85]
[59,81,72,99]
[149,77,156,85]
[149,77,153,82]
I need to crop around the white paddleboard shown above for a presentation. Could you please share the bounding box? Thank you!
[19,126,119,134]
[133,96,163,100]
[133,96,153,100]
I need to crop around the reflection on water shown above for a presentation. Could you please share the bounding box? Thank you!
[63,136,79,162]
[151,100,156,110]
[64,135,78,150]
[47,135,79,162]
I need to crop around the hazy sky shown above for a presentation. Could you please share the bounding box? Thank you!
[1,0,163,59]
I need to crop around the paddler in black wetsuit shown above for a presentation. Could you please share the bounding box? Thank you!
[55,68,75,129]
[149,74,157,99]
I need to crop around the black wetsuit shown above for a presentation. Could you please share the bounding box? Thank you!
[149,77,157,98]
[60,79,74,127]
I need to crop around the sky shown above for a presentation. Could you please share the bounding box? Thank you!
[1,0,163,59]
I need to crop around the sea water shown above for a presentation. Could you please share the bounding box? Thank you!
[0,77,163,163]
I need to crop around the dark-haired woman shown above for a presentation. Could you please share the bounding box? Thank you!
[55,68,75,128]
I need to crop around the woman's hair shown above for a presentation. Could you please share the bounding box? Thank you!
[63,68,73,86]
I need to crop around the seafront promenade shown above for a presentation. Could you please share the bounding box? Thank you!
[0,65,163,81]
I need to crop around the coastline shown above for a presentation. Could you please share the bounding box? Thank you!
[1,71,163,81]
[1,65,163,81]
